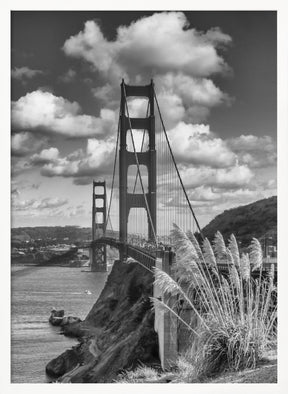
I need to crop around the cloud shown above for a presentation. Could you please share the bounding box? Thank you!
[166,122,236,168]
[125,74,229,128]
[187,185,261,203]
[11,90,117,138]
[58,68,77,83]
[40,138,116,182]
[11,132,48,157]
[30,147,60,165]
[188,186,220,202]
[180,164,254,190]
[155,73,230,112]
[65,205,86,218]
[11,157,33,176]
[63,12,231,81]
[227,135,277,168]
[11,66,44,81]
[65,12,232,124]
[12,197,68,211]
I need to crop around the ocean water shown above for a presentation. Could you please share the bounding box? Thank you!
[11,265,108,383]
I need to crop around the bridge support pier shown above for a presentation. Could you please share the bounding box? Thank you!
[154,249,178,370]
[91,181,107,272]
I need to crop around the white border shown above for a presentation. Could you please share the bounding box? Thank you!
[2,1,288,393]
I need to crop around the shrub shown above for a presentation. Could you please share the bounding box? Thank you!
[152,225,277,379]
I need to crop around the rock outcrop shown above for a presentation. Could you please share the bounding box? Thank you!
[49,309,82,327]
[49,309,65,326]
[46,260,159,382]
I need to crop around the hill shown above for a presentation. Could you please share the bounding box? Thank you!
[11,226,91,245]
[201,196,277,247]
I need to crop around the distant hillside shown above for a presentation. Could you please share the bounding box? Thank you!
[11,226,91,244]
[202,196,277,247]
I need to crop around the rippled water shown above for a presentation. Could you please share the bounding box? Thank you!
[11,265,108,383]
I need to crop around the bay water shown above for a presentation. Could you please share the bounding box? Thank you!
[11,265,108,383]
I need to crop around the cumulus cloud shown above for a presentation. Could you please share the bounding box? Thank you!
[11,66,44,81]
[30,147,60,165]
[63,12,231,81]
[180,164,254,190]
[166,122,236,168]
[65,12,232,124]
[11,90,117,138]
[11,132,48,157]
[40,138,116,183]
[161,73,228,107]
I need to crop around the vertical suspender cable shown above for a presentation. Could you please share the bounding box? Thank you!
[105,115,120,235]
[153,88,204,241]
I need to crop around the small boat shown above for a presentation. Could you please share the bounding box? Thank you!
[85,289,92,295]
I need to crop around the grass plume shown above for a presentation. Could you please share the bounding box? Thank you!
[152,225,277,379]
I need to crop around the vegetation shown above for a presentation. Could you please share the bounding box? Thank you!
[118,365,160,383]
[151,225,277,381]
[11,226,91,245]
[201,196,277,247]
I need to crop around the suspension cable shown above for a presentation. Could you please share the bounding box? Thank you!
[153,87,204,240]
[105,115,120,234]
[123,85,157,244]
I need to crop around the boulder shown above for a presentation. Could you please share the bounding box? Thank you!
[49,309,82,327]
[50,309,65,318]
[49,309,65,326]
[46,348,81,378]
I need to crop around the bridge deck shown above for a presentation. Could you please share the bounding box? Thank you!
[86,237,277,278]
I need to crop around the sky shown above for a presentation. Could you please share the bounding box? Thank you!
[11,11,277,230]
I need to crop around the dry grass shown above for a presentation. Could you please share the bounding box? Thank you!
[117,365,160,383]
[151,225,277,380]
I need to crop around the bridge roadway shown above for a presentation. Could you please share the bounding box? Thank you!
[80,236,277,278]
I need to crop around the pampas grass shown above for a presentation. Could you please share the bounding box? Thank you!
[151,224,277,379]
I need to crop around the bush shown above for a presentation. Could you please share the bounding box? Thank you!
[152,225,277,379]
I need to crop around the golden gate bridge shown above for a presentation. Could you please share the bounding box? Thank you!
[90,79,203,272]
[88,79,275,276]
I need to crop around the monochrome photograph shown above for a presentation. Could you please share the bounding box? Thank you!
[10,9,278,385]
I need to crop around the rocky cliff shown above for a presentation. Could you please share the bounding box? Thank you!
[46,260,160,383]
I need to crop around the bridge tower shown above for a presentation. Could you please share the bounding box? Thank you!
[91,180,107,272]
[119,80,156,250]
